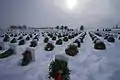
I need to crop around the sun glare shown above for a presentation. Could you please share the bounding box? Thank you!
[66,0,77,10]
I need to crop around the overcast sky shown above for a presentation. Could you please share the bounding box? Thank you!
[0,0,120,29]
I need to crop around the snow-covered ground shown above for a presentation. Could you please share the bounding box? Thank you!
[0,31,120,80]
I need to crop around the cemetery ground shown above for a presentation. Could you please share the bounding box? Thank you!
[0,28,120,80]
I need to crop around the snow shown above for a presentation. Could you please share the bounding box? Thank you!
[0,30,120,80]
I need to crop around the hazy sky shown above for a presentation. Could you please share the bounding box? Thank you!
[0,0,120,29]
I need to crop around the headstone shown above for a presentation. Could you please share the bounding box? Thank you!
[0,42,5,50]
[73,40,81,48]
[9,43,17,54]
[55,54,68,62]
[94,40,106,50]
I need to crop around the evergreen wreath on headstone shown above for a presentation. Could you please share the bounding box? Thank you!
[68,35,72,39]
[107,36,115,42]
[14,34,17,37]
[10,38,17,43]
[52,36,57,41]
[3,35,10,42]
[48,33,53,38]
[58,34,62,38]
[56,39,63,45]
[94,40,106,50]
[18,39,25,45]
[29,34,33,38]
[48,59,70,80]
[26,36,30,41]
[44,42,55,51]
[10,34,13,37]
[65,44,78,56]
[30,40,37,47]
[44,37,49,43]
[18,36,23,40]
[0,49,14,59]
[63,37,68,42]
[21,50,32,66]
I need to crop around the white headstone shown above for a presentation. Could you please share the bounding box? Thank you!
[55,54,69,62]
[4,42,10,50]
[73,43,78,47]
[114,33,118,38]
[9,43,17,54]
[33,39,38,43]
[0,42,5,50]
[48,41,54,44]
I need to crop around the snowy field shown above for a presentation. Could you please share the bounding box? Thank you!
[0,29,120,80]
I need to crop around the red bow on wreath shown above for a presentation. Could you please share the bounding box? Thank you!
[55,73,62,80]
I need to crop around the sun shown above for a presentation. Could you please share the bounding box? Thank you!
[66,0,77,10]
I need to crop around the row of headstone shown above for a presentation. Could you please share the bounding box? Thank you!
[0,30,40,65]
[48,31,84,79]
[73,32,86,48]
[43,31,82,45]
[94,31,115,43]
[2,31,39,39]
[48,32,83,80]
[43,31,82,53]
[0,29,81,66]
[1,33,40,47]
[89,32,106,50]
[0,41,36,66]
[48,31,85,79]
[42,30,81,39]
